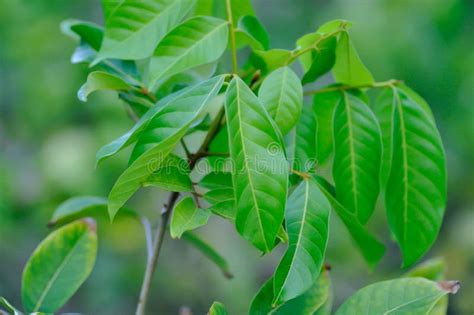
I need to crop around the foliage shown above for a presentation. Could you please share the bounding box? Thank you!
[0,0,461,314]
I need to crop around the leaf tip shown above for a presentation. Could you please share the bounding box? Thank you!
[438,280,461,294]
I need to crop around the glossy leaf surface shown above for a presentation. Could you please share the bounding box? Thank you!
[333,91,382,224]
[385,88,446,267]
[149,16,228,89]
[273,179,330,304]
[225,77,288,252]
[78,71,131,102]
[22,220,97,313]
[259,67,303,135]
[170,197,210,238]
[96,0,195,62]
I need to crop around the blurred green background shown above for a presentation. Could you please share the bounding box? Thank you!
[0,0,473,314]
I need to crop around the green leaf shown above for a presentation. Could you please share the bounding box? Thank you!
[96,0,195,62]
[225,77,288,252]
[78,71,132,102]
[333,32,374,85]
[61,19,103,64]
[251,49,293,74]
[199,171,233,190]
[213,0,255,24]
[312,90,341,165]
[405,257,446,281]
[385,87,447,267]
[0,297,21,315]
[235,15,270,51]
[250,270,331,315]
[204,188,234,204]
[292,104,317,175]
[49,196,107,227]
[170,197,210,238]
[259,67,303,135]
[273,179,330,304]
[107,76,225,219]
[335,278,457,315]
[22,220,98,313]
[101,0,124,19]
[208,301,228,315]
[143,154,193,192]
[315,176,385,267]
[301,37,336,84]
[149,16,228,90]
[182,232,233,278]
[332,91,382,224]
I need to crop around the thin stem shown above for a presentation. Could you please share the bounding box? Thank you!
[290,169,311,180]
[226,0,238,73]
[304,79,402,96]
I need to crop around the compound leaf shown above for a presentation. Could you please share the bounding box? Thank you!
[21,220,97,313]
[225,77,288,252]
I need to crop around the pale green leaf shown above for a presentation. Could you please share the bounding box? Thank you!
[333,32,374,85]
[182,232,233,278]
[235,15,269,51]
[385,88,447,267]
[315,176,385,267]
[170,197,210,238]
[225,77,288,252]
[208,301,228,315]
[143,154,193,192]
[22,220,97,313]
[333,91,382,224]
[259,67,303,135]
[96,0,195,62]
[107,76,225,219]
[404,257,446,281]
[61,19,103,64]
[251,49,292,74]
[149,16,228,90]
[0,297,21,315]
[335,278,456,315]
[273,179,330,304]
[78,71,132,102]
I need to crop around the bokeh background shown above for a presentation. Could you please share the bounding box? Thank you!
[1,0,473,314]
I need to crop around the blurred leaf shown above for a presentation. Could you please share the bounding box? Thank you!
[333,91,382,224]
[259,67,303,135]
[301,37,336,84]
[273,179,330,304]
[0,297,20,315]
[208,301,228,315]
[333,32,374,85]
[404,257,446,281]
[144,154,193,192]
[235,15,270,51]
[170,197,210,238]
[149,16,228,90]
[251,49,292,74]
[199,171,233,190]
[49,196,107,227]
[107,76,225,219]
[384,88,446,267]
[225,77,288,252]
[182,232,233,278]
[22,220,97,313]
[78,71,132,102]
[335,278,457,315]
[315,176,385,268]
[186,113,212,135]
[96,76,224,163]
[96,0,195,62]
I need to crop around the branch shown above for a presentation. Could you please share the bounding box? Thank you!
[304,79,402,96]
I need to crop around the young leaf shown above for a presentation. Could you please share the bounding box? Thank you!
[208,301,228,315]
[251,49,293,74]
[259,67,303,135]
[315,176,385,267]
[0,297,21,315]
[332,91,382,224]
[96,75,223,162]
[235,15,270,51]
[335,278,459,315]
[170,197,210,238]
[22,220,97,313]
[333,32,374,85]
[60,19,103,64]
[292,104,317,175]
[385,88,446,267]
[107,76,225,219]
[143,154,193,192]
[225,77,288,252]
[78,71,132,102]
[182,232,233,278]
[301,37,336,84]
[312,90,342,165]
[95,0,196,62]
[273,179,330,304]
[149,16,228,90]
